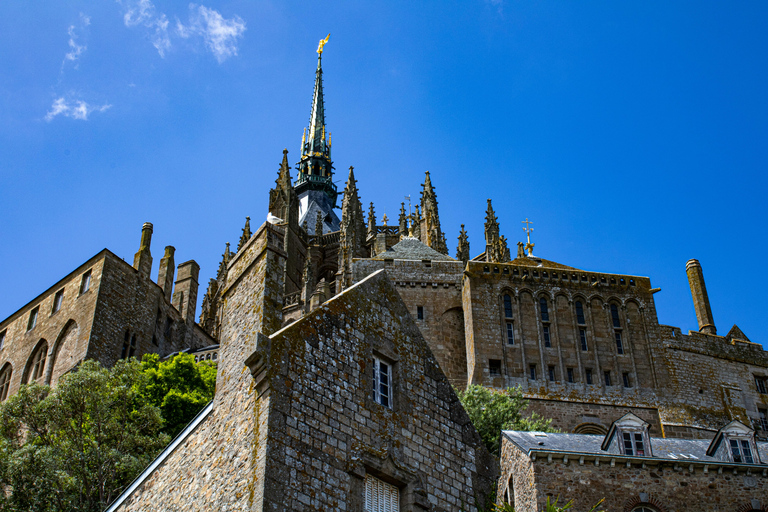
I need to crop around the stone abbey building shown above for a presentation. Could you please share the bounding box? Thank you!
[2,41,768,511]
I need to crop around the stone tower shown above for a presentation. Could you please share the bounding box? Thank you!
[294,45,340,235]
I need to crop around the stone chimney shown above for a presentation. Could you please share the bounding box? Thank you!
[133,222,153,278]
[157,246,175,301]
[172,260,200,325]
[686,259,716,335]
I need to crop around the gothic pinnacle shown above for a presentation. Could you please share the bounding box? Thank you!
[457,224,470,263]
[237,217,252,251]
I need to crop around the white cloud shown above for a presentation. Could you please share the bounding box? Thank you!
[119,0,171,57]
[63,13,91,67]
[45,98,112,121]
[177,4,246,63]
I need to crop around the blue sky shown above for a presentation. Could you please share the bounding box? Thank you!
[1,1,766,346]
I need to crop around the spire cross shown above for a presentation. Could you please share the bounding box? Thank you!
[405,195,413,236]
[522,218,535,257]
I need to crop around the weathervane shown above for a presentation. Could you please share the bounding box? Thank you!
[317,34,330,55]
[522,218,535,257]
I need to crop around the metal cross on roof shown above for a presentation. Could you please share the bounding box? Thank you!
[522,218,535,257]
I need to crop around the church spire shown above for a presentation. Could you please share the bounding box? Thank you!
[419,170,448,254]
[295,36,337,208]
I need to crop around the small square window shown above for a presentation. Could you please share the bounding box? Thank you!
[52,289,64,314]
[27,307,39,331]
[548,366,555,382]
[604,371,612,387]
[489,359,501,376]
[585,369,593,385]
[79,270,92,295]
[373,357,392,408]
[529,364,537,380]
[566,368,574,383]
[755,376,767,394]
[416,306,424,320]
[623,372,631,388]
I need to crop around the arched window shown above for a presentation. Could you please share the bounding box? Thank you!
[121,330,130,359]
[0,364,11,401]
[503,294,513,319]
[539,298,549,322]
[610,303,621,328]
[575,301,585,325]
[25,341,48,384]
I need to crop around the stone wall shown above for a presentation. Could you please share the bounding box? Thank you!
[499,436,768,512]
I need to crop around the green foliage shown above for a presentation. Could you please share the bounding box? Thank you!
[457,385,556,454]
[135,352,216,438]
[0,359,170,512]
[490,496,605,512]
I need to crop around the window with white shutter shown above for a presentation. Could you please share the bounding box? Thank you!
[364,475,399,512]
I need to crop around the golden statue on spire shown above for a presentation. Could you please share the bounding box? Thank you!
[317,34,330,54]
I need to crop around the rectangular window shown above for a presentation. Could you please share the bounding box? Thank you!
[0,329,5,350]
[741,440,754,464]
[539,298,549,322]
[372,357,391,408]
[615,331,624,354]
[604,371,612,387]
[489,359,501,376]
[632,433,646,456]
[529,364,537,380]
[543,325,551,347]
[575,301,585,325]
[27,307,39,331]
[622,432,633,455]
[364,475,399,512]
[759,408,768,431]
[505,321,514,345]
[503,294,513,319]
[611,304,621,328]
[548,366,555,382]
[579,329,587,351]
[623,372,631,388]
[755,376,767,394]
[416,306,424,320]
[79,270,92,295]
[52,289,64,314]
[567,368,574,383]
[586,369,593,385]
[730,439,743,463]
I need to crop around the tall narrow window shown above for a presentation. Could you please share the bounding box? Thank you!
[567,368,574,383]
[529,364,537,380]
[79,270,92,295]
[539,298,549,322]
[585,369,593,385]
[416,306,424,320]
[548,366,555,382]
[0,329,5,350]
[27,307,39,331]
[373,357,391,408]
[52,289,64,314]
[364,475,399,512]
[0,365,11,401]
[129,335,137,358]
[610,304,621,328]
[615,331,624,354]
[26,342,48,383]
[121,330,130,359]
[758,408,768,431]
[543,325,551,347]
[623,372,631,388]
[755,376,767,394]
[505,322,514,345]
[604,371,612,387]
[579,329,588,351]
[503,294,513,319]
[575,301,585,325]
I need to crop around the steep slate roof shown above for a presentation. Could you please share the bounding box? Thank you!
[371,236,455,262]
[503,431,768,464]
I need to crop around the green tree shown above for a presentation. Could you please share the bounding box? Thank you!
[457,385,556,454]
[0,359,169,512]
[136,352,216,438]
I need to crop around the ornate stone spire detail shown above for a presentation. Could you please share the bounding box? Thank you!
[237,217,252,251]
[412,205,421,239]
[367,202,376,238]
[419,171,448,254]
[484,199,510,263]
[399,202,407,236]
[315,211,324,237]
[456,224,470,263]
[269,149,299,226]
[338,166,367,290]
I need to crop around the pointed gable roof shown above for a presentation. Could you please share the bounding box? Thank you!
[726,324,751,343]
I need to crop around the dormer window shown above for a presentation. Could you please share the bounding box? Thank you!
[622,432,645,456]
[730,439,754,463]
[706,420,762,464]
[601,413,652,457]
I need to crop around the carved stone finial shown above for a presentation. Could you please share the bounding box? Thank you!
[456,224,470,263]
